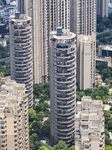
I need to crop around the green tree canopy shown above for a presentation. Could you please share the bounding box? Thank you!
[53,141,68,150]
[105,145,112,150]
[39,146,49,150]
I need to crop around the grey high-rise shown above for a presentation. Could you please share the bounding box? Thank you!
[9,14,33,107]
[50,28,76,146]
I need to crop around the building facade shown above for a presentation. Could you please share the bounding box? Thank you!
[18,0,49,84]
[50,0,70,31]
[9,14,33,107]
[70,0,96,35]
[0,78,29,150]
[75,96,105,150]
[32,0,49,83]
[98,45,112,57]
[97,0,108,18]
[50,28,76,146]
[77,34,96,90]
[18,0,25,14]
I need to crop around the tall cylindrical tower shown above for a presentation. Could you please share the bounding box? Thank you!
[50,28,76,146]
[9,14,33,107]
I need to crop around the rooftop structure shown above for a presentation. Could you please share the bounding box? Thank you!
[75,96,105,150]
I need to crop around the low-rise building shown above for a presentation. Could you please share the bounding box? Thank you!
[75,96,105,150]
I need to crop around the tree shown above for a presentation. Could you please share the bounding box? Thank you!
[68,146,75,150]
[76,91,85,101]
[84,89,92,96]
[29,108,37,122]
[30,133,42,150]
[101,68,112,80]
[53,141,68,150]
[105,145,112,150]
[39,146,49,150]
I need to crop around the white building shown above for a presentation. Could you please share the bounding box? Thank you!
[50,0,70,31]
[77,34,96,90]
[70,0,96,35]
[9,13,33,107]
[0,78,29,150]
[50,28,76,146]
[75,96,105,150]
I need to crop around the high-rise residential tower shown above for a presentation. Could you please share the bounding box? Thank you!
[18,0,25,14]
[77,34,96,90]
[75,96,105,150]
[18,0,49,84]
[70,0,96,35]
[9,13,33,107]
[50,0,70,31]
[50,28,76,146]
[97,0,108,18]
[0,78,29,150]
[32,0,49,83]
[17,0,30,15]
[70,0,96,90]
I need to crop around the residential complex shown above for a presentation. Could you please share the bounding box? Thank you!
[32,0,49,83]
[97,0,108,18]
[9,13,33,107]
[0,78,29,150]
[75,96,105,150]
[50,28,76,146]
[18,0,49,84]
[50,0,70,31]
[70,0,96,35]
[77,34,96,90]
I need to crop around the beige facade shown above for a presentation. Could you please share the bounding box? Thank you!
[0,78,29,150]
[97,0,108,18]
[18,0,49,84]
[77,34,96,90]
[50,28,76,146]
[75,96,105,150]
[70,0,96,35]
[50,0,70,31]
[9,14,33,107]
[32,0,49,83]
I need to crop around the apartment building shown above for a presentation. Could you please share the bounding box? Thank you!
[70,0,96,35]
[97,0,108,18]
[75,96,105,150]
[50,0,70,31]
[18,0,49,84]
[50,28,76,146]
[77,34,96,90]
[0,78,29,150]
[9,13,33,107]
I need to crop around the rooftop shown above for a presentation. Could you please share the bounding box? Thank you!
[50,29,76,40]
[99,45,112,51]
